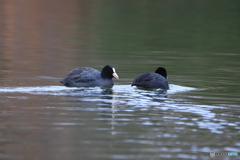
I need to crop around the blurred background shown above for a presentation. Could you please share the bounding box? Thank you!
[0,0,239,87]
[0,0,240,160]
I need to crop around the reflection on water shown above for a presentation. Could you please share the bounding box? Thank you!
[0,84,238,135]
[1,84,240,159]
[0,0,240,159]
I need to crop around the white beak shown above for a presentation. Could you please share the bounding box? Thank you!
[112,68,119,79]
[113,73,119,79]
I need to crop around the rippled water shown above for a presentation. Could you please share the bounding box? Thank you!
[0,0,240,160]
[1,82,239,159]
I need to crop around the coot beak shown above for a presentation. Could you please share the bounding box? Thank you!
[112,68,119,79]
[113,73,119,79]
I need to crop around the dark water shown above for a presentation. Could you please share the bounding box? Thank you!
[0,1,240,160]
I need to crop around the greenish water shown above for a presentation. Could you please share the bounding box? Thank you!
[0,1,240,160]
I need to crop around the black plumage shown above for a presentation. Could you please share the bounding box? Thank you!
[132,67,169,90]
[60,65,119,87]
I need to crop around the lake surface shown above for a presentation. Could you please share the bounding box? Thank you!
[0,1,240,160]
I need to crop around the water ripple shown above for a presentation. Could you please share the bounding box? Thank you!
[1,84,236,134]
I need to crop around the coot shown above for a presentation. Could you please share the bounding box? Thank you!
[132,67,169,89]
[60,65,119,87]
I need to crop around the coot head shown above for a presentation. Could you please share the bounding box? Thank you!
[101,65,119,79]
[155,67,167,79]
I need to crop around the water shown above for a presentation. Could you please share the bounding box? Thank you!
[0,0,240,160]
